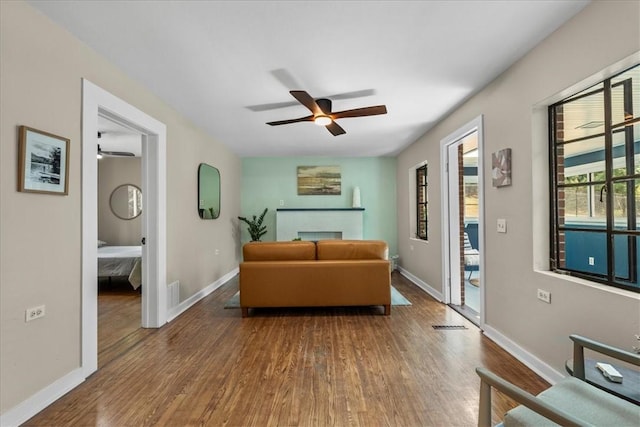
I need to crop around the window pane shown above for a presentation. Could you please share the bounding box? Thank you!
[610,65,639,125]
[613,235,637,282]
[612,125,639,176]
[464,181,478,219]
[557,91,605,142]
[563,185,590,217]
[417,168,426,186]
[418,186,426,203]
[559,135,605,185]
[418,222,426,239]
[564,230,607,275]
[418,204,426,221]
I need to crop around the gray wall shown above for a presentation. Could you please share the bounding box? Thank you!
[0,1,241,413]
[98,157,142,246]
[396,0,640,374]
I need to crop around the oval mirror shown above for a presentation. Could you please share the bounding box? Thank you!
[198,163,221,219]
[110,184,142,220]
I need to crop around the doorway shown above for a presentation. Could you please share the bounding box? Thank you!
[96,117,146,367]
[81,79,167,377]
[441,116,485,326]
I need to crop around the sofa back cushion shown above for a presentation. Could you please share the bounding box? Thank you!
[243,241,316,261]
[316,240,388,260]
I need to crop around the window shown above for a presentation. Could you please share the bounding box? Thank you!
[550,64,639,292]
[416,164,428,240]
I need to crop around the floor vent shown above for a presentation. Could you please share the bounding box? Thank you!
[432,325,468,330]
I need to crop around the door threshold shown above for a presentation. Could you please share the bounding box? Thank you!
[448,304,480,327]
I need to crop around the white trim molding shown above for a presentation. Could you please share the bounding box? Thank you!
[483,324,565,385]
[167,268,239,322]
[0,369,84,427]
[82,79,167,377]
[398,267,443,302]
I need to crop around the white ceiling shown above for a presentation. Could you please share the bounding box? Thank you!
[30,0,589,157]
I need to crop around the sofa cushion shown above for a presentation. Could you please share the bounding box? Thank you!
[316,240,388,260]
[242,241,316,261]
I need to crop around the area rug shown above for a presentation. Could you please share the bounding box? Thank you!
[224,285,411,309]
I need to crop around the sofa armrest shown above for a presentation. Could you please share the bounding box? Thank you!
[475,367,586,427]
[570,334,640,381]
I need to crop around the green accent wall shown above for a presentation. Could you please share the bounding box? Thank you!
[241,157,398,255]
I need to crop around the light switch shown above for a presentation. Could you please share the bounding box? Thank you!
[497,218,507,233]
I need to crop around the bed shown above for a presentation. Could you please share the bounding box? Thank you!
[98,246,142,289]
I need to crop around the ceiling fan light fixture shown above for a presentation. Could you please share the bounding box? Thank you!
[314,115,332,126]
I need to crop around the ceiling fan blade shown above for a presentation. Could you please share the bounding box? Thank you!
[266,115,314,126]
[246,100,300,112]
[326,121,346,136]
[271,68,303,90]
[326,89,376,101]
[102,150,135,157]
[332,105,387,120]
[247,88,376,112]
[290,90,323,116]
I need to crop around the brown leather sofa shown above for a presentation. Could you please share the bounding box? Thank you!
[239,240,391,317]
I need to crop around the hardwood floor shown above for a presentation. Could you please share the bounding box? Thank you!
[97,277,155,369]
[25,272,549,426]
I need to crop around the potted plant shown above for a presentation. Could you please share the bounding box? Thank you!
[238,208,268,241]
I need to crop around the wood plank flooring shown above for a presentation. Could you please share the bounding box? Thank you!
[97,278,155,369]
[25,272,550,426]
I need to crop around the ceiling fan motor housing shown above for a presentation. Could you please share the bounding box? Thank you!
[316,98,332,114]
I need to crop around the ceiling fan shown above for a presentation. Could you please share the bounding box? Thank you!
[97,132,135,157]
[266,90,387,136]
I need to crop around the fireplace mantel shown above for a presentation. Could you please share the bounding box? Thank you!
[276,208,365,241]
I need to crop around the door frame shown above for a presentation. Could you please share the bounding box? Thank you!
[81,79,167,376]
[440,115,485,326]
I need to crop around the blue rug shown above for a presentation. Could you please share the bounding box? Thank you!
[224,286,411,308]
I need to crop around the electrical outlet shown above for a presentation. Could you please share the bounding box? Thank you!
[25,305,45,322]
[497,218,507,233]
[537,289,551,304]
[214,248,220,255]
[588,257,595,266]
[279,199,284,206]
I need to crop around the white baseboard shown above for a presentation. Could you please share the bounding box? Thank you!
[398,267,564,385]
[397,267,443,302]
[0,368,84,427]
[482,324,565,385]
[167,268,239,322]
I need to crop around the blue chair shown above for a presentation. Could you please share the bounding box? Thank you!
[464,232,479,280]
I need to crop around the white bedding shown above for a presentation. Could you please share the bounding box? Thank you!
[98,246,142,289]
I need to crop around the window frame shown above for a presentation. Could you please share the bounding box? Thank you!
[416,163,428,240]
[549,65,640,293]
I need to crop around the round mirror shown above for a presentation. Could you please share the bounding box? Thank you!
[110,184,142,220]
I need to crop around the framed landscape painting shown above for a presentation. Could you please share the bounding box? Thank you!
[297,165,341,195]
[18,126,70,195]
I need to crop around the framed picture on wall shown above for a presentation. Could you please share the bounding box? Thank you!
[491,148,512,187]
[18,126,70,195]
[297,165,341,195]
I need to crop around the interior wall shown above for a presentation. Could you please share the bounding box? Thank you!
[396,0,640,373]
[98,157,142,246]
[241,157,398,256]
[0,1,241,414]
